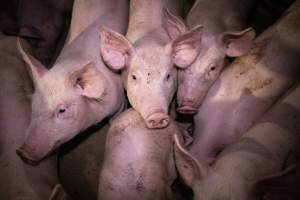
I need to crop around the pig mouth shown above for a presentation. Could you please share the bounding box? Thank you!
[176,106,198,114]
[16,146,41,166]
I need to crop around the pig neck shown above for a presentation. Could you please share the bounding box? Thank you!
[126,0,170,44]
[67,0,124,44]
[187,0,255,37]
[51,1,128,79]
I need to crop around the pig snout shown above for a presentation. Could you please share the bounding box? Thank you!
[16,145,41,166]
[145,112,170,129]
[177,99,199,114]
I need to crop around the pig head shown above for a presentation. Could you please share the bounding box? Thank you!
[16,39,124,165]
[99,8,203,128]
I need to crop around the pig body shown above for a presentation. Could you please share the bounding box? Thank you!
[17,0,128,165]
[0,35,68,200]
[190,0,300,164]
[174,80,300,200]
[99,0,206,129]
[98,109,184,200]
[177,0,257,113]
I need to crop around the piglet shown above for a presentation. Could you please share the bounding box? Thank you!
[16,0,128,165]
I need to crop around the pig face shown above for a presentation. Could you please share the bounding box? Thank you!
[16,40,122,165]
[99,9,203,129]
[125,45,177,129]
[177,28,256,114]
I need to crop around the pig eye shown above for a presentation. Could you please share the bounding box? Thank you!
[132,75,137,80]
[166,74,170,81]
[56,105,70,119]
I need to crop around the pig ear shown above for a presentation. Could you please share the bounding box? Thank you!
[173,134,208,187]
[253,165,298,196]
[49,184,70,200]
[17,38,48,82]
[163,8,188,40]
[69,62,105,100]
[171,26,203,69]
[99,26,134,71]
[222,27,256,57]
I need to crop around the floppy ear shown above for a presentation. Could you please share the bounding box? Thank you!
[69,62,105,100]
[163,8,188,40]
[222,27,256,57]
[173,134,208,188]
[99,26,134,71]
[17,38,48,84]
[171,26,203,69]
[253,165,299,196]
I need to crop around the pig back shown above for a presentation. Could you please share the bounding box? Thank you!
[98,109,182,200]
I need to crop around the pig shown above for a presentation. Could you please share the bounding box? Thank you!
[16,0,129,165]
[176,0,257,114]
[0,34,69,200]
[188,0,300,164]
[173,81,300,200]
[98,108,186,200]
[99,0,204,129]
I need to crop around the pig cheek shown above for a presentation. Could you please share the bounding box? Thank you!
[127,82,143,112]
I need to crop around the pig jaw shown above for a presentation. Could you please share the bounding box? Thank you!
[176,71,210,115]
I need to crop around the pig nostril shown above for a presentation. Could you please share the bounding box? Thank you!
[162,119,169,126]
[58,109,65,113]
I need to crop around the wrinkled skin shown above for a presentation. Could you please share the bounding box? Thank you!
[16,0,128,165]
[174,81,300,200]
[176,0,257,114]
[0,35,68,200]
[98,109,185,200]
[189,1,300,164]
[99,0,205,129]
